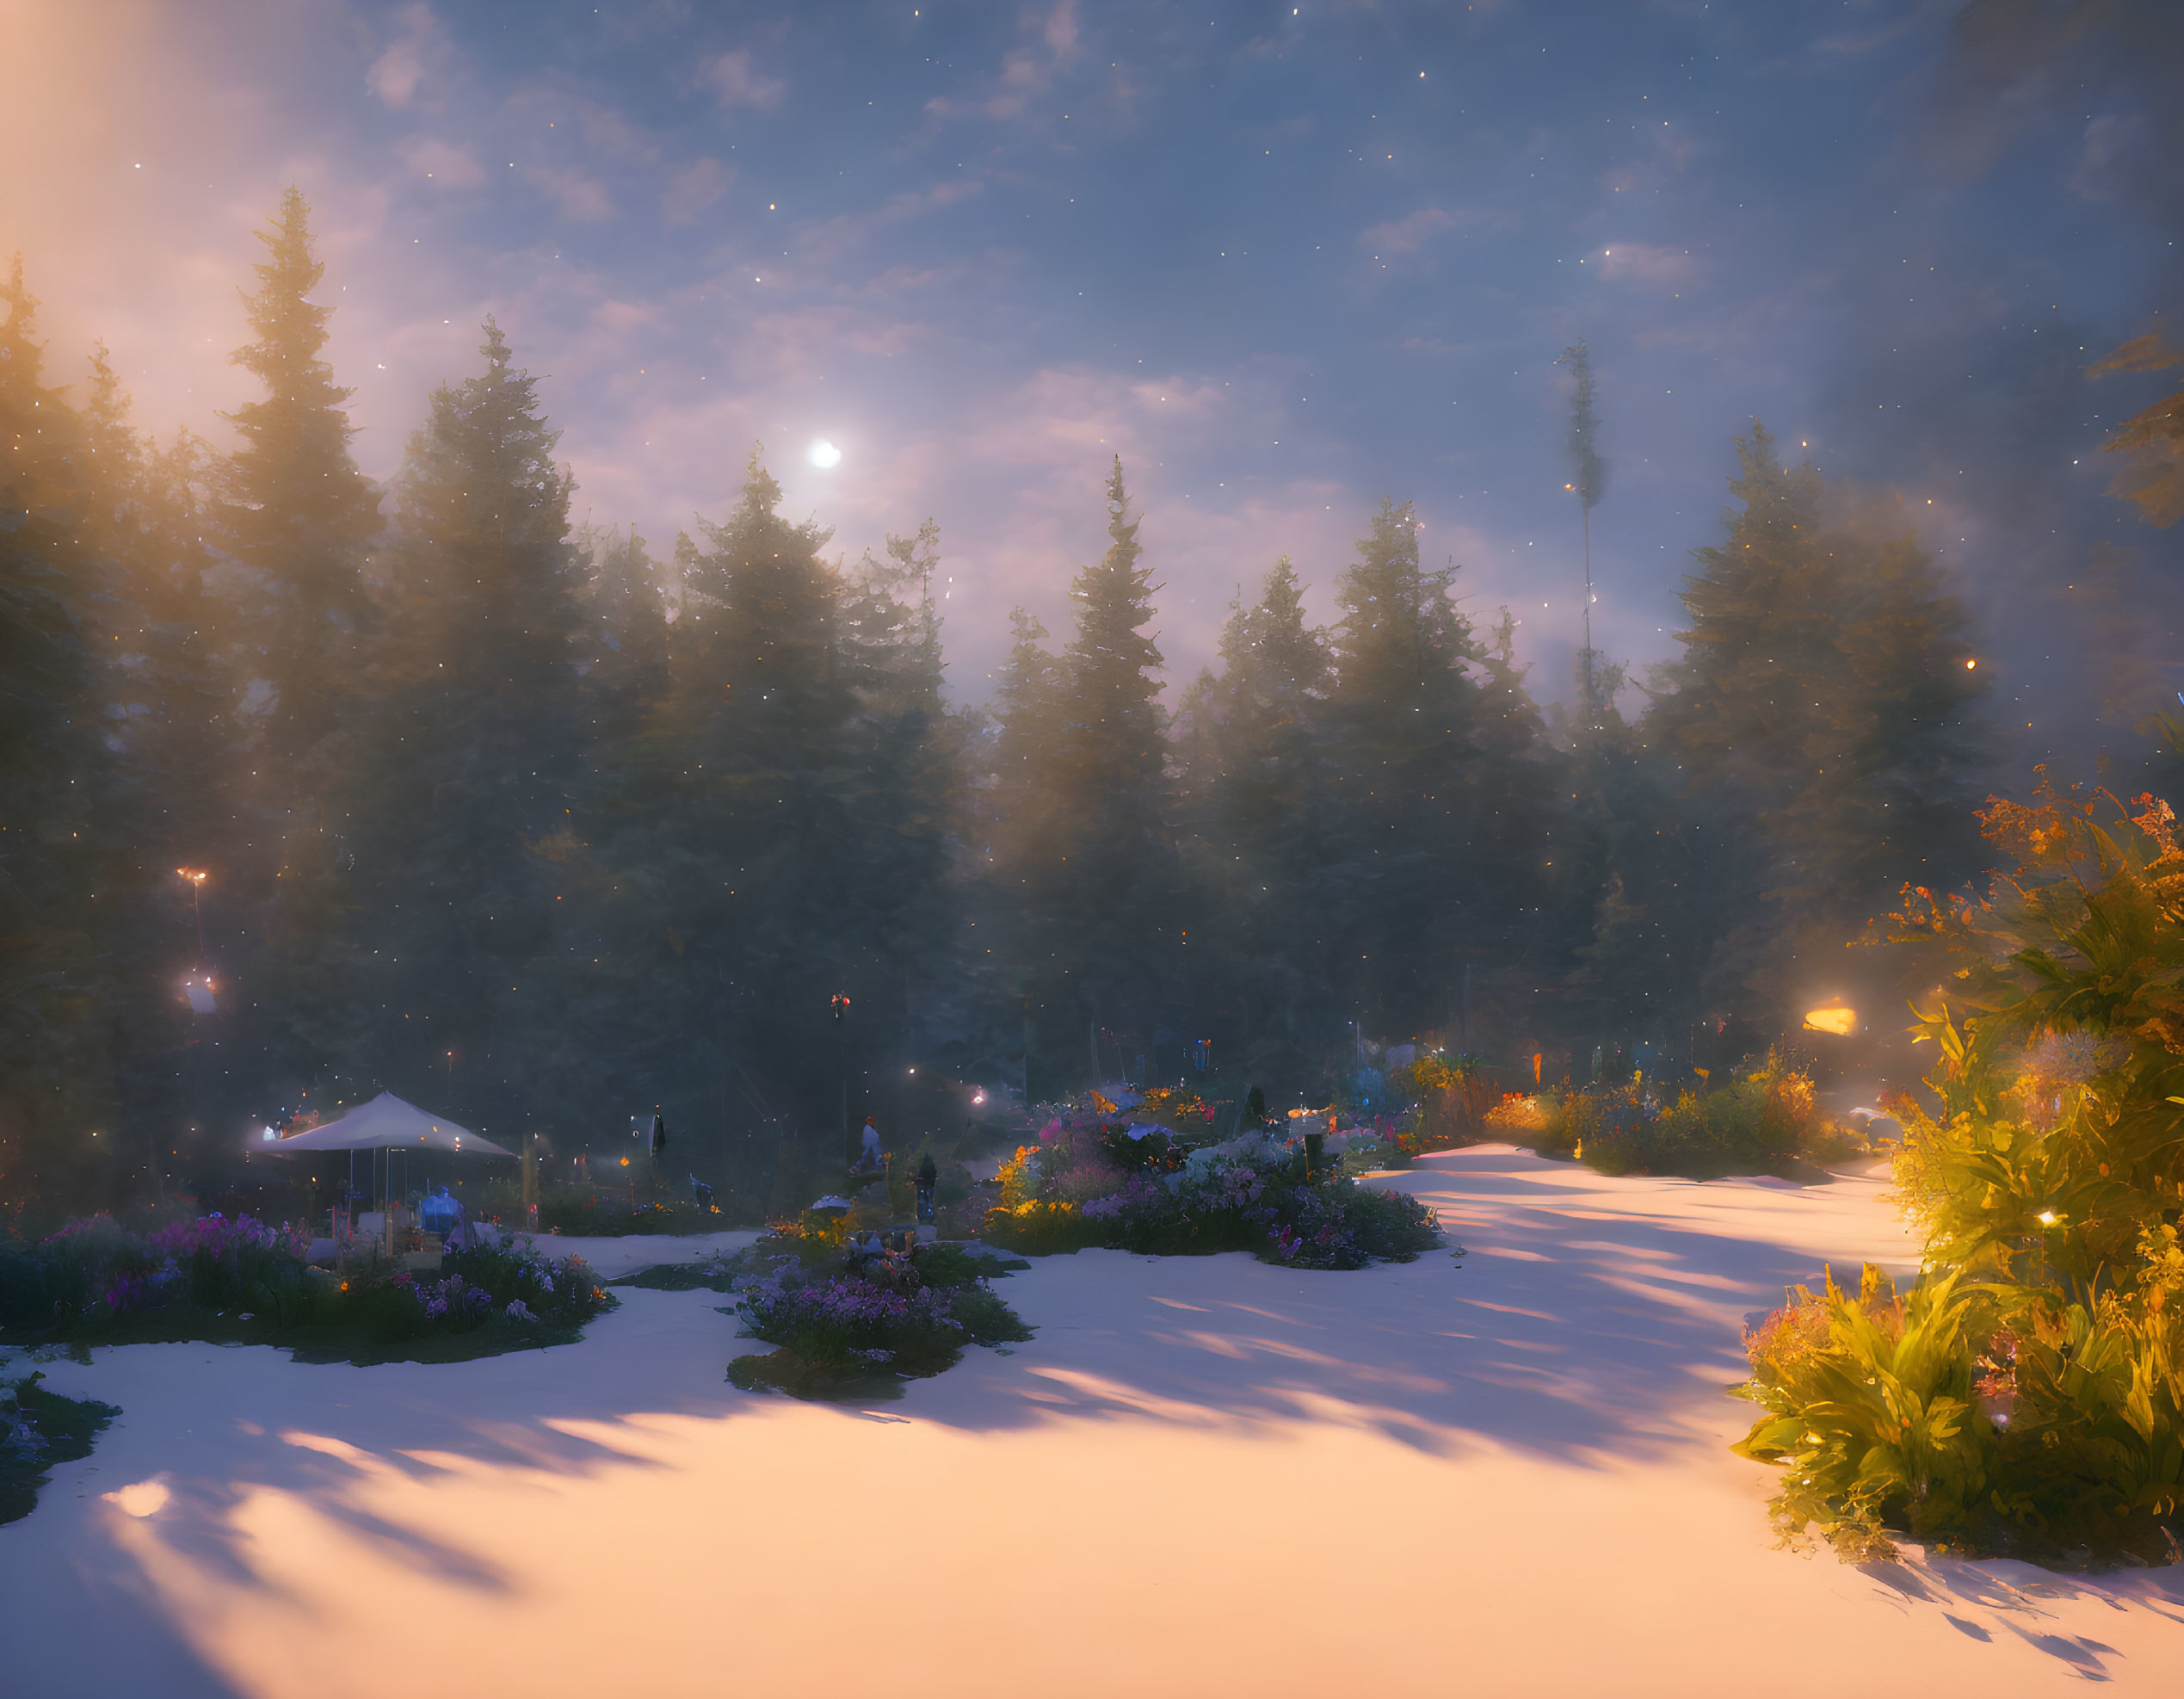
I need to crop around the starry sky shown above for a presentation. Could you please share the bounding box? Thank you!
[3,0,2179,762]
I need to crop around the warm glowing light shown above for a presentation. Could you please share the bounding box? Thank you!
[2037,1210,2058,1226]
[1802,1005,1856,1035]
[972,1090,986,1106]
[104,1480,170,1518]
[176,867,207,885]
[1964,658,1977,670]
[809,439,842,469]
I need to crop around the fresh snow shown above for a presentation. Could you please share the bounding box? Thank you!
[5,1145,2179,1696]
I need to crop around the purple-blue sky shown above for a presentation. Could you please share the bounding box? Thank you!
[4,0,2179,754]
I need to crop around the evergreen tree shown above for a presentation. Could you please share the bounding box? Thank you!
[0,259,120,1201]
[1645,423,1989,1020]
[71,347,247,1187]
[1174,557,1337,1077]
[220,188,382,763]
[1556,338,1610,722]
[1319,499,1485,1032]
[288,322,586,1133]
[575,523,670,757]
[639,449,866,1160]
[988,462,1183,1089]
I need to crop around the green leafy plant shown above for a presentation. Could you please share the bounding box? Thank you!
[1,1368,120,1526]
[1733,781,2184,1565]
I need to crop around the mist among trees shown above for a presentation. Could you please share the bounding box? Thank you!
[15,189,2162,1215]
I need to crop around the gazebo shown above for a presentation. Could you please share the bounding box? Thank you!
[262,1091,515,1236]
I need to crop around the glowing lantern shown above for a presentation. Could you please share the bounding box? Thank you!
[1803,1005,1856,1036]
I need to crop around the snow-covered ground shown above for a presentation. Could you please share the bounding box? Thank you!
[7,1146,2181,1696]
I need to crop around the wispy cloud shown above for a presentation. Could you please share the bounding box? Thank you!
[660,157,731,225]
[366,5,447,111]
[989,0,1083,119]
[400,137,485,189]
[798,180,984,264]
[700,48,785,113]
[529,166,615,222]
[1596,243,1698,287]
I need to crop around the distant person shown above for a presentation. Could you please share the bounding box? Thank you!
[651,1111,668,1156]
[1244,1085,1268,1129]
[859,1118,882,1171]
[915,1151,937,1223]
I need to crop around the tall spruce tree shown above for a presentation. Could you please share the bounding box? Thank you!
[289,322,586,1132]
[1317,498,1558,1042]
[71,347,245,1185]
[0,258,117,1202]
[576,522,670,758]
[643,449,865,1162]
[1644,423,1989,1021]
[222,188,382,763]
[989,461,1183,1089]
[1174,558,1338,1076]
[837,520,969,1066]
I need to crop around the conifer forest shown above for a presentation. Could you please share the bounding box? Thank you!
[3,6,2181,1235]
[15,8,2184,1690]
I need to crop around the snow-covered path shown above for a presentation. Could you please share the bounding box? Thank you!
[9,1146,2182,1696]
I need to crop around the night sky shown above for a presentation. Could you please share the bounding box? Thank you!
[5,0,2179,763]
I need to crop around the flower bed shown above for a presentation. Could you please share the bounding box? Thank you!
[974,1118,1440,1270]
[1477,1050,1865,1179]
[0,1214,615,1367]
[714,1238,1033,1399]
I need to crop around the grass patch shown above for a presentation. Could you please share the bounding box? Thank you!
[0,1369,120,1526]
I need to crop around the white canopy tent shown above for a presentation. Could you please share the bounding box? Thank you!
[265,1092,514,1156]
[260,1092,515,1233]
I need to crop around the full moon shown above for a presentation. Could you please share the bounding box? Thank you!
[809,439,842,469]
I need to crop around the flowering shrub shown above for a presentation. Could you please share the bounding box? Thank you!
[442,1239,612,1329]
[979,1129,1440,1266]
[147,1213,312,1315]
[1473,1057,1858,1178]
[738,1275,966,1371]
[722,1233,1034,1396]
[1484,1093,1554,1135]
[1733,783,2184,1566]
[981,1198,1104,1255]
[412,1273,495,1327]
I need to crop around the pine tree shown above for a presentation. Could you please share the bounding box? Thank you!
[1556,338,1610,722]
[0,258,120,1201]
[1645,423,1989,1019]
[988,462,1183,1088]
[1319,499,1480,1030]
[288,322,586,1127]
[641,448,865,1158]
[838,520,966,1059]
[1174,556,1338,1077]
[1057,460,1166,821]
[576,523,670,757]
[68,347,247,1189]
[221,188,382,763]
